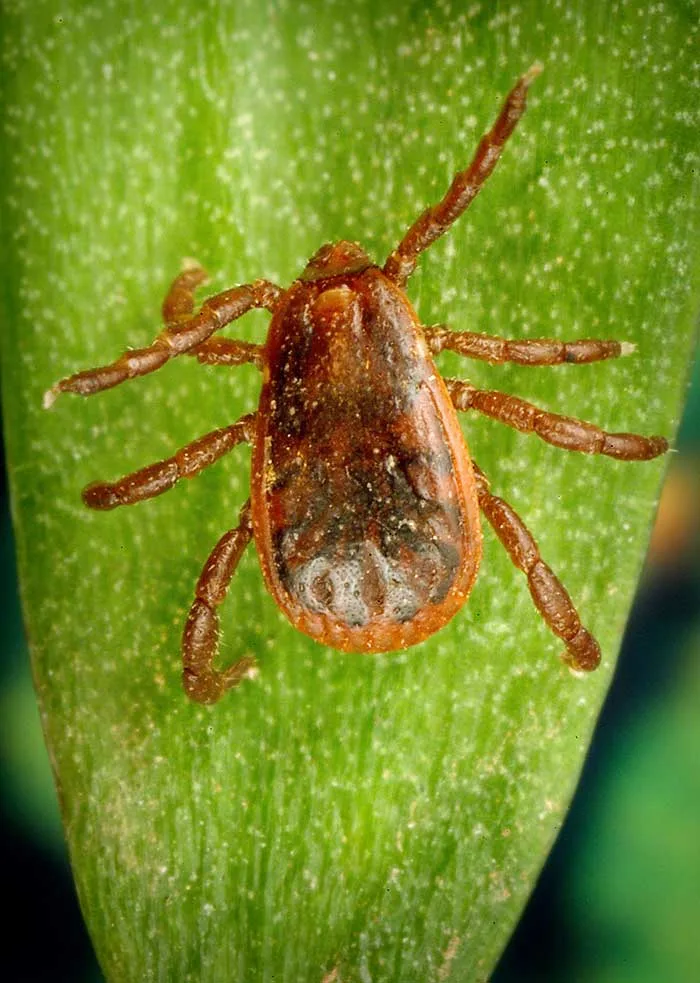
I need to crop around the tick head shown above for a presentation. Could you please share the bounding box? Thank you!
[299,241,373,282]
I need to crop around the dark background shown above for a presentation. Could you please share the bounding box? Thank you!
[1,348,698,982]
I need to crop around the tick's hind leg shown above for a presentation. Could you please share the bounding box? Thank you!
[44,262,280,406]
[82,414,255,509]
[182,502,255,704]
[473,463,600,672]
[446,379,668,461]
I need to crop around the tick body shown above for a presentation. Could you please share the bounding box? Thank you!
[253,251,481,653]
[46,66,668,704]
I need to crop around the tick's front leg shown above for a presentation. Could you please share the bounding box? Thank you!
[82,413,256,509]
[44,263,280,405]
[473,463,600,672]
[182,501,256,704]
[384,64,541,286]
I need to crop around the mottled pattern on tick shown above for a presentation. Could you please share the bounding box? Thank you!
[253,266,479,652]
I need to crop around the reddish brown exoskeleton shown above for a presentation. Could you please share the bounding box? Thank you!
[45,66,668,704]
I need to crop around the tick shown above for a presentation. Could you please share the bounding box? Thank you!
[45,66,668,704]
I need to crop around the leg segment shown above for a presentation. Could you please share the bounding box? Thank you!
[182,501,255,704]
[161,260,210,324]
[446,379,668,461]
[44,263,281,406]
[473,463,600,672]
[165,265,264,368]
[190,337,263,368]
[426,325,634,366]
[383,64,541,286]
[82,413,255,509]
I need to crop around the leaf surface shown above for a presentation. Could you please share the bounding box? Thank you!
[1,2,698,981]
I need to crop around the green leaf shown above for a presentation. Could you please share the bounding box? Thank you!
[1,2,698,981]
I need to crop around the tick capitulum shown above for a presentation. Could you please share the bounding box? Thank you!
[46,65,668,704]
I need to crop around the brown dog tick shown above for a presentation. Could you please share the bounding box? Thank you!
[45,66,668,704]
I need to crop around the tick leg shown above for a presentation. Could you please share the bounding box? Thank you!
[165,264,264,368]
[161,260,211,323]
[446,379,668,461]
[426,326,634,366]
[182,501,255,704]
[384,64,541,286]
[473,462,600,672]
[44,263,281,406]
[190,337,263,368]
[82,413,255,509]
